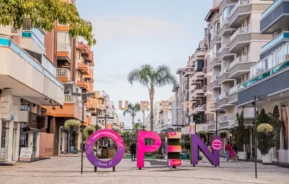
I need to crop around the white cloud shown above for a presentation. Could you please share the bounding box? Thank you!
[91,16,186,39]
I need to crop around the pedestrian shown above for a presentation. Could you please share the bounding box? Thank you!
[130,142,136,161]
[229,143,236,161]
[225,142,231,161]
[233,143,238,160]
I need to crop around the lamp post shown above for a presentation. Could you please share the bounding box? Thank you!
[251,95,266,179]
[216,110,218,136]
[143,110,145,130]
[72,92,94,175]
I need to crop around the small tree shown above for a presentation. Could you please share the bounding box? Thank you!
[257,124,275,155]
[123,103,141,132]
[0,0,96,45]
[235,110,250,152]
[268,105,281,150]
[83,126,96,140]
[257,109,270,126]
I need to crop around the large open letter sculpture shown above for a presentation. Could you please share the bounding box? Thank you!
[137,131,161,169]
[191,135,220,167]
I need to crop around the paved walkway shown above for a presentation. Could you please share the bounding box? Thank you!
[0,154,288,184]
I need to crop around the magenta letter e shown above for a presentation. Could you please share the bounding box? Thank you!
[137,131,161,169]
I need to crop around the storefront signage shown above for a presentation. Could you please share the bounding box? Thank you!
[86,129,124,168]
[168,159,182,166]
[85,130,221,170]
[212,139,223,151]
[19,147,33,161]
[191,135,220,167]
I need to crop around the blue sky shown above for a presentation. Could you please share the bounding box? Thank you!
[76,0,212,127]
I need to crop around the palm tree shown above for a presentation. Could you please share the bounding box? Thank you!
[123,103,141,132]
[128,65,176,131]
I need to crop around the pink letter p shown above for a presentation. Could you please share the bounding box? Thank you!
[137,131,161,169]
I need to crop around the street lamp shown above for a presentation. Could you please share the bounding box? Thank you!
[252,95,267,179]
[72,92,95,175]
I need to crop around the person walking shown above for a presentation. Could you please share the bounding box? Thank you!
[225,142,230,161]
[130,142,136,161]
[229,143,236,161]
[233,143,238,160]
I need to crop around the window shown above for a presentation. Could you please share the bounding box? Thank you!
[275,49,282,65]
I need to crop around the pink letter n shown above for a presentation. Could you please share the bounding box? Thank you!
[137,131,161,169]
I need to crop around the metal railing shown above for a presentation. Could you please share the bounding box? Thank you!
[57,68,71,79]
[230,25,250,42]
[57,43,71,52]
[229,85,238,95]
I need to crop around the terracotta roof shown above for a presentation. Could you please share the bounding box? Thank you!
[205,6,219,22]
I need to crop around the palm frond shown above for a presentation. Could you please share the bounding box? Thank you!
[128,65,154,88]
[154,65,177,87]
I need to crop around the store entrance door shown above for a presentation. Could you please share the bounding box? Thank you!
[32,132,37,158]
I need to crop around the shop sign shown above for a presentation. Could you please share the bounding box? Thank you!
[19,147,33,161]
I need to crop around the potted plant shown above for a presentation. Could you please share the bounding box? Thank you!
[197,130,207,139]
[257,123,275,164]
[235,111,250,160]
[65,119,80,153]
[84,126,96,140]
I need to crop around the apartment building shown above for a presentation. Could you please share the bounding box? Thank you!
[174,37,215,139]
[0,20,65,162]
[238,0,289,164]
[207,0,272,140]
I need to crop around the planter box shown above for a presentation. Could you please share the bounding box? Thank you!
[262,153,272,164]
[238,152,247,160]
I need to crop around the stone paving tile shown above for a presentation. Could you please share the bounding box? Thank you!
[0,155,288,184]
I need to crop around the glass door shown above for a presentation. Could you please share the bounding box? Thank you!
[12,122,17,161]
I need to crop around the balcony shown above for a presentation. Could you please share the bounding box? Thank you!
[218,68,232,84]
[229,0,251,27]
[0,36,64,105]
[210,51,221,69]
[228,56,252,78]
[57,22,69,31]
[210,75,221,90]
[83,68,94,80]
[44,95,83,120]
[77,80,89,91]
[260,32,289,58]
[57,68,71,82]
[21,28,46,54]
[229,25,272,53]
[219,22,235,36]
[210,33,221,48]
[216,92,231,108]
[218,114,236,129]
[238,56,289,106]
[77,62,90,74]
[261,0,289,34]
[77,43,93,62]
[218,43,234,61]
[229,85,238,104]
[57,43,71,61]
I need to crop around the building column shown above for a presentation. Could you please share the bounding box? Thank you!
[250,127,253,158]
[6,120,13,162]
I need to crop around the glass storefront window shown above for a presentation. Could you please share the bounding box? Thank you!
[0,122,9,162]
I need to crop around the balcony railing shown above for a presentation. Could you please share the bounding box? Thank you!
[0,36,63,90]
[57,68,71,79]
[230,0,251,17]
[261,0,282,19]
[58,43,71,52]
[261,32,289,54]
[229,85,238,95]
[229,25,249,42]
[219,91,229,100]
[229,55,248,69]
[64,95,76,103]
[219,68,228,76]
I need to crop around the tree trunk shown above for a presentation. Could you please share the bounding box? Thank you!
[132,114,135,132]
[150,88,154,132]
